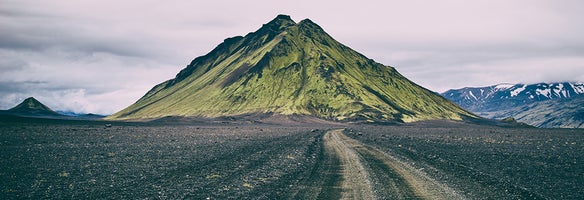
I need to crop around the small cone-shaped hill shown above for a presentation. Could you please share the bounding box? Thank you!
[108,15,476,123]
[9,97,60,116]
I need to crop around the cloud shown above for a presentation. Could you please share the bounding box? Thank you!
[1,0,583,114]
[372,43,584,92]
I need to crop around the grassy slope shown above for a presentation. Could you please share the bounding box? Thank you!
[108,16,475,122]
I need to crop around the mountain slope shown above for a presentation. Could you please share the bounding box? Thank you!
[480,96,584,128]
[108,15,476,123]
[6,97,61,117]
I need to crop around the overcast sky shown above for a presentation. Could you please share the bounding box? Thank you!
[2,0,583,115]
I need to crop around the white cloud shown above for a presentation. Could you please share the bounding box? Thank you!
[0,47,180,114]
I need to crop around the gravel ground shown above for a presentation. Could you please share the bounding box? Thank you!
[0,120,338,199]
[1,119,582,199]
[345,123,584,199]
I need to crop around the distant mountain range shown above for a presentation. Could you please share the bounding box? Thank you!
[106,14,477,123]
[479,96,584,128]
[0,97,105,120]
[442,82,584,128]
[5,97,62,117]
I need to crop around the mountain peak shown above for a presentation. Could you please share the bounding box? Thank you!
[274,14,293,21]
[8,97,60,116]
[261,14,296,32]
[298,18,316,25]
[298,18,325,31]
[15,97,48,110]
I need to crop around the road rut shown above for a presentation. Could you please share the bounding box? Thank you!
[324,129,464,200]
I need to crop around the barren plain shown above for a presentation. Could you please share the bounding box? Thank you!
[1,117,582,199]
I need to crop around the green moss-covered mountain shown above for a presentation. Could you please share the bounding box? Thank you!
[108,15,476,122]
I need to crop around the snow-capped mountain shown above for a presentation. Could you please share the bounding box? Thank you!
[442,82,584,128]
[480,96,584,128]
[442,82,584,112]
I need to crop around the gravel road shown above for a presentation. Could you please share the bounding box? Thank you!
[324,129,463,200]
[324,129,375,199]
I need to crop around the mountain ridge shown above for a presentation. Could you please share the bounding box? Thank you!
[442,82,584,112]
[442,82,584,128]
[478,96,584,128]
[108,15,477,123]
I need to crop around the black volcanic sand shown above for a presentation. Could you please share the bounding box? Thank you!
[345,122,584,199]
[1,118,583,199]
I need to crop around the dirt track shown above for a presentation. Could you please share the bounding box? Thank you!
[324,129,375,199]
[324,129,464,199]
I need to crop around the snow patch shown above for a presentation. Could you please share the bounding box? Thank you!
[468,91,477,100]
[536,88,551,98]
[553,84,563,97]
[571,83,584,94]
[495,83,514,90]
[510,85,526,97]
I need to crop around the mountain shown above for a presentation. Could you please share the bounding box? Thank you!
[57,111,105,118]
[56,111,106,120]
[0,97,107,121]
[107,15,476,123]
[480,96,584,128]
[442,82,584,112]
[442,82,584,128]
[5,97,61,117]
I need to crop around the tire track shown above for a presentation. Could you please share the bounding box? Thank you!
[324,129,464,200]
[324,129,375,199]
